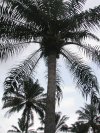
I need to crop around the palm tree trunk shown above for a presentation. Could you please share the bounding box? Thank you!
[44,54,56,133]
[25,109,30,133]
[91,123,96,133]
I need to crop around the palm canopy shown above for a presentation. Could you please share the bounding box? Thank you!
[76,104,97,121]
[0,0,100,133]
[2,78,46,133]
[70,121,89,133]
[1,0,100,103]
[76,104,99,132]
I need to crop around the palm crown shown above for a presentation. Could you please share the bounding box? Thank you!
[0,0,100,133]
[1,0,100,97]
[76,104,99,132]
[2,78,46,133]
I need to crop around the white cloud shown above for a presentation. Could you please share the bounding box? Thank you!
[63,86,75,93]
[60,98,75,109]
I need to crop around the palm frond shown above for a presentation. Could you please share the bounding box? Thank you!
[61,48,99,100]
[55,65,63,105]
[60,5,100,31]
[0,4,43,41]
[32,104,45,119]
[4,50,41,93]
[0,41,32,60]
[76,110,90,120]
[2,101,25,116]
[91,91,99,105]
[76,104,97,123]
[60,125,68,132]
[11,125,20,132]
[76,43,100,65]
[4,0,49,27]
[61,30,100,42]
[65,0,86,15]
[55,112,68,133]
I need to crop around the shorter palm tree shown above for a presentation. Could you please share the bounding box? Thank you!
[76,104,99,133]
[38,112,69,133]
[70,121,89,133]
[2,78,46,133]
[8,117,33,133]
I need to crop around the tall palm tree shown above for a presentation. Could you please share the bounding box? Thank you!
[2,78,46,133]
[76,104,99,133]
[0,0,100,133]
[8,117,33,133]
[38,112,69,133]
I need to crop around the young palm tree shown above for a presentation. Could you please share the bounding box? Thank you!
[0,0,100,133]
[38,112,68,133]
[2,78,46,133]
[76,104,99,133]
[8,117,33,133]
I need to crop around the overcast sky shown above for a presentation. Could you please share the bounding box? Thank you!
[0,0,100,133]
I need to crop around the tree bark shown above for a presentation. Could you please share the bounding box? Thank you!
[91,123,96,133]
[44,54,56,133]
[25,108,30,133]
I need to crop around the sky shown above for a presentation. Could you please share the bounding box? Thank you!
[0,0,100,133]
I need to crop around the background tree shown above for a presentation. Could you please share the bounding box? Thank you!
[70,121,89,133]
[0,0,100,133]
[2,78,46,133]
[7,117,33,133]
[38,112,69,133]
[76,104,99,133]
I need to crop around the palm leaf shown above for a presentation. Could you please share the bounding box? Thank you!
[77,43,100,65]
[4,0,49,27]
[60,5,100,31]
[0,4,43,41]
[0,41,31,60]
[76,104,97,125]
[56,112,68,133]
[4,50,41,93]
[62,30,100,42]
[11,125,20,132]
[61,48,99,100]
[65,0,86,15]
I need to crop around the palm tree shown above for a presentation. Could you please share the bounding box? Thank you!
[38,112,68,133]
[76,104,99,133]
[8,117,33,133]
[2,78,46,133]
[0,0,100,133]
[70,121,89,133]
